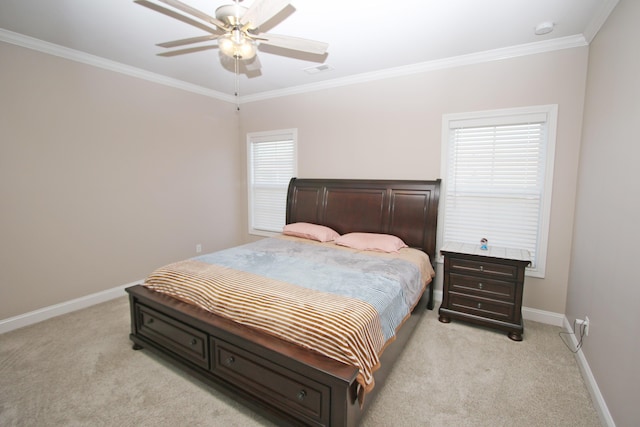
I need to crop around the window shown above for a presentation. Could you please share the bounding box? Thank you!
[247,129,297,236]
[439,105,557,278]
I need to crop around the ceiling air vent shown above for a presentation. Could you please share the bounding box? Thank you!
[303,64,334,75]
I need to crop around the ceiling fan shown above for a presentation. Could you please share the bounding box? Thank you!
[135,0,329,66]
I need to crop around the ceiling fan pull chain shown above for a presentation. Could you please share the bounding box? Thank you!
[235,57,240,111]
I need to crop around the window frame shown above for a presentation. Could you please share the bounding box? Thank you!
[246,128,298,237]
[437,105,558,278]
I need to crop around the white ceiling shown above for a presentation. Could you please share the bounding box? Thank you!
[0,0,618,102]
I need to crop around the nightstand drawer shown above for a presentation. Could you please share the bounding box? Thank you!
[449,273,515,301]
[449,293,515,322]
[449,258,518,280]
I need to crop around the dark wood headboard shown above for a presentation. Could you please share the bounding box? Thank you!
[286,178,441,262]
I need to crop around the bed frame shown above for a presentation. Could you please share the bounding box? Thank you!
[127,178,440,426]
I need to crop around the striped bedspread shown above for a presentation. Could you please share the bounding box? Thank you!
[144,235,434,397]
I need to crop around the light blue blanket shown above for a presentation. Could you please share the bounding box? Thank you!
[194,237,425,341]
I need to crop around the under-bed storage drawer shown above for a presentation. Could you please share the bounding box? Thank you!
[135,304,208,369]
[211,339,330,426]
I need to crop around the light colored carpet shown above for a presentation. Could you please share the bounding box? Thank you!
[0,297,601,426]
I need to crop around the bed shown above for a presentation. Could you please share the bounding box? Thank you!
[126,178,440,426]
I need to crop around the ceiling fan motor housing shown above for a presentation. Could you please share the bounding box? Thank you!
[215,5,248,27]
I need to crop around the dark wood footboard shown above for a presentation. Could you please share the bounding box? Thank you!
[127,282,431,426]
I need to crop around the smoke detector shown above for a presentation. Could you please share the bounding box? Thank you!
[535,22,555,35]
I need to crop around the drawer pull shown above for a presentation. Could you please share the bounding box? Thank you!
[478,282,483,289]
[477,303,482,309]
[297,390,307,401]
[147,317,154,324]
[479,265,484,272]
[225,356,235,366]
[190,338,198,346]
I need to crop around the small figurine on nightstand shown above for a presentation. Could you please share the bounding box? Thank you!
[480,238,488,250]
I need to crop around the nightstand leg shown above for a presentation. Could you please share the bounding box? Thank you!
[508,331,523,341]
[438,315,451,323]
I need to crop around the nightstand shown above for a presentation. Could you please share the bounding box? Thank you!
[438,242,531,341]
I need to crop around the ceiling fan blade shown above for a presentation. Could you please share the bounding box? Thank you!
[158,44,219,57]
[240,0,290,29]
[245,55,262,72]
[157,0,229,30]
[157,35,218,48]
[257,33,328,55]
[134,0,220,35]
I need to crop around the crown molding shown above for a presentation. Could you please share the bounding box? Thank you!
[0,28,235,103]
[241,34,589,103]
[2,28,589,106]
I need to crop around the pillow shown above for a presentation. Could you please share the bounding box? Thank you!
[334,232,408,253]
[282,222,340,242]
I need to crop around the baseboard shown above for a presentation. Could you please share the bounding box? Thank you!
[0,280,141,335]
[562,317,616,427]
[1,286,567,335]
[433,289,443,304]
[522,306,565,326]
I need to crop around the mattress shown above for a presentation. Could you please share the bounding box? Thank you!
[143,235,435,396]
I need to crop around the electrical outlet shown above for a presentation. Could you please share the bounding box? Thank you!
[196,244,202,253]
[576,317,590,336]
[584,316,590,336]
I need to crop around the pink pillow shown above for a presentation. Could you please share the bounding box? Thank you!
[282,222,340,242]
[335,232,408,253]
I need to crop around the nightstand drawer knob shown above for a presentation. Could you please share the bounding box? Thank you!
[479,265,484,272]
[477,303,482,309]
[478,282,483,289]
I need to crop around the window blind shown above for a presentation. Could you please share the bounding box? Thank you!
[444,120,547,269]
[248,131,296,234]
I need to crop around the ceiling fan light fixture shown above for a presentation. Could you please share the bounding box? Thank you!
[237,39,257,59]
[219,30,257,59]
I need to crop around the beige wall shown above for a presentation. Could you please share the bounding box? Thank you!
[0,42,244,318]
[240,47,589,314]
[1,41,589,319]
[1,33,591,319]
[567,0,640,425]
